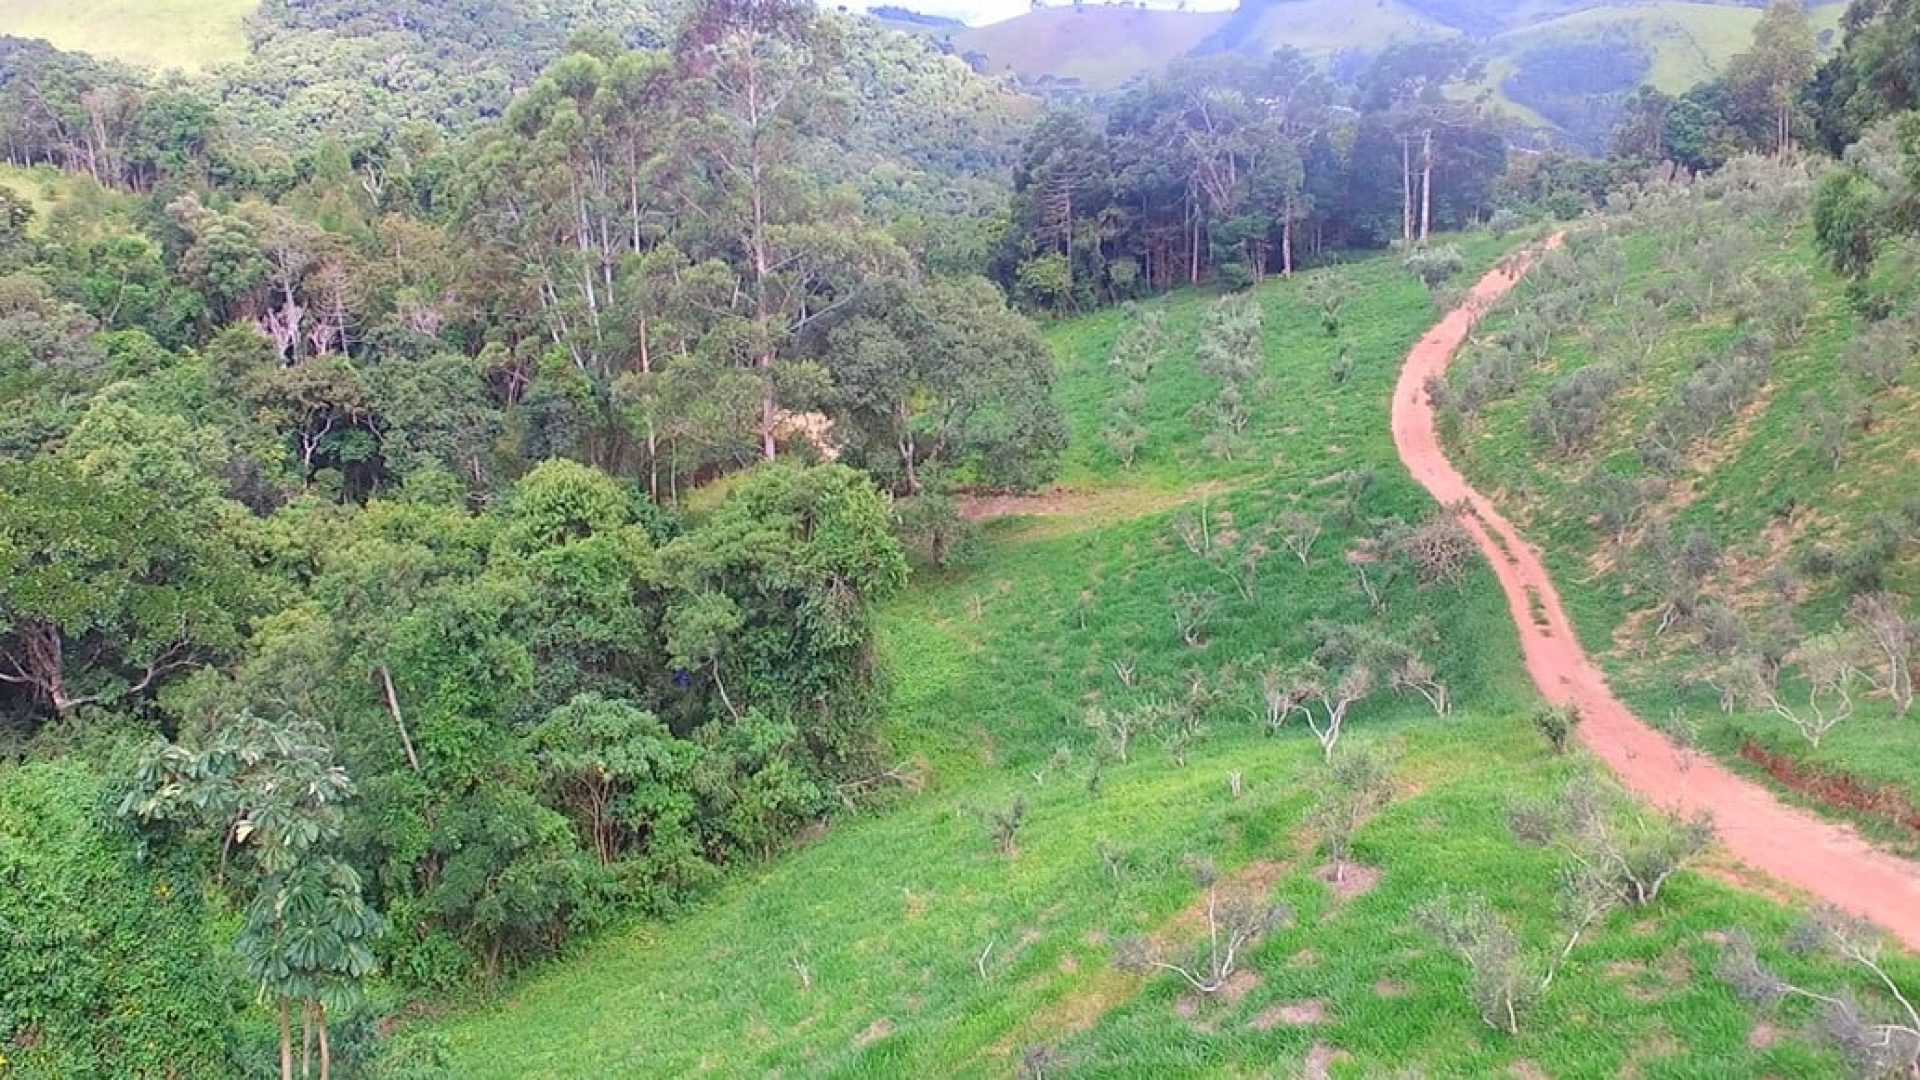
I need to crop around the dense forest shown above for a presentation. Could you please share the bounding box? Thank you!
[5,0,1920,1073]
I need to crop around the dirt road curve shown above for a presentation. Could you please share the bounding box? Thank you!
[1393,237,1920,949]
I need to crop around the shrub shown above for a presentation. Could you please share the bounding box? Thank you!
[1388,509,1479,588]
[1717,909,1920,1078]
[1842,316,1915,391]
[1530,704,1582,754]
[893,492,981,569]
[0,762,237,1077]
[1170,588,1223,648]
[1416,894,1543,1035]
[1523,778,1712,907]
[1529,364,1623,452]
[1405,245,1467,291]
[1307,745,1397,881]
[977,798,1029,857]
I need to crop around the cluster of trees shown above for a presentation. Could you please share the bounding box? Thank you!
[994,41,1509,310]
[1608,0,1820,170]
[3,448,910,1071]
[0,9,1063,501]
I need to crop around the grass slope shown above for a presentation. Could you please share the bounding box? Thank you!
[948,0,1835,136]
[943,0,1449,89]
[1442,179,1920,839]
[0,0,254,70]
[1473,0,1849,127]
[947,8,1230,88]
[0,164,110,236]
[0,166,63,234]
[420,238,1911,1077]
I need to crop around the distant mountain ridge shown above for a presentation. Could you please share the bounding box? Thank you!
[884,0,1842,149]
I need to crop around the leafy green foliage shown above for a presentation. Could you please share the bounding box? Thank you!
[0,761,235,1076]
[0,454,253,720]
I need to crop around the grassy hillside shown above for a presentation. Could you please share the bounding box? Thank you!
[0,0,253,70]
[0,165,68,234]
[1441,161,1920,845]
[944,0,1843,102]
[1489,1,1844,97]
[411,238,1915,1077]
[941,0,1452,90]
[946,8,1231,88]
[1474,1,1849,140]
[1229,0,1452,62]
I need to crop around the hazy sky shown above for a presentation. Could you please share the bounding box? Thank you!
[846,0,1236,27]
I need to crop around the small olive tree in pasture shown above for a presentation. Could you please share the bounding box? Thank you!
[1113,858,1290,994]
[1717,908,1920,1078]
[1529,364,1623,453]
[1308,744,1397,884]
[1405,244,1465,292]
[1428,777,1709,1036]
[1104,306,1165,469]
[1633,524,1721,635]
[1579,470,1664,547]
[1274,508,1322,566]
[1510,778,1712,908]
[1170,588,1223,648]
[1849,591,1918,717]
[1530,704,1582,755]
[1416,894,1547,1035]
[1799,389,1860,471]
[975,797,1029,857]
[1715,630,1868,747]
[1290,662,1377,761]
[1191,295,1266,460]
[1084,702,1163,764]
[1842,316,1915,391]
[1172,505,1277,602]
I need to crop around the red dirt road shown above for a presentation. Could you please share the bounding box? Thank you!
[1393,238,1920,949]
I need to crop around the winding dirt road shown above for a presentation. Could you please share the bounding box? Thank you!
[1393,238,1920,949]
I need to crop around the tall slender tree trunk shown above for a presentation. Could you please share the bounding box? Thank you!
[746,64,778,462]
[1401,135,1414,250]
[1189,197,1202,285]
[380,665,421,773]
[279,999,294,1080]
[639,315,659,502]
[1061,187,1073,293]
[899,405,920,494]
[1281,207,1294,277]
[317,1003,330,1080]
[1420,128,1434,244]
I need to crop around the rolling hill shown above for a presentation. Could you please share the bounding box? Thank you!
[403,231,1920,1079]
[0,0,252,70]
[943,6,1235,88]
[922,0,1845,147]
[1472,1,1849,146]
[0,0,1848,148]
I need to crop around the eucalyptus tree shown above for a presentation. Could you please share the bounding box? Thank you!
[675,0,907,459]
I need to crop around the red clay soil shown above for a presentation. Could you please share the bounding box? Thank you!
[1392,236,1920,950]
[1737,741,1920,836]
